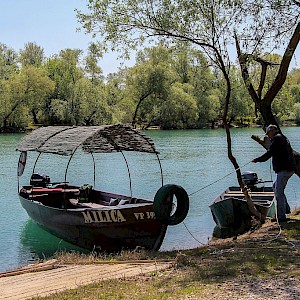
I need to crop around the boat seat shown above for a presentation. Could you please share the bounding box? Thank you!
[69,199,107,209]
[224,193,274,197]
[223,194,273,204]
[226,191,274,195]
[80,202,107,209]
[109,198,133,205]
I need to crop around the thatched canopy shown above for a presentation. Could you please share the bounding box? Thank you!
[17,125,158,155]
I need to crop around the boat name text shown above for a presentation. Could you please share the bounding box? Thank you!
[82,210,126,223]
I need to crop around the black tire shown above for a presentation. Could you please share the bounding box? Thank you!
[153,184,189,226]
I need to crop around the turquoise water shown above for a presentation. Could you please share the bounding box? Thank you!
[1,127,300,272]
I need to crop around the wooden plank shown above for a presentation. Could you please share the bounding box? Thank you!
[0,261,171,300]
[226,190,274,195]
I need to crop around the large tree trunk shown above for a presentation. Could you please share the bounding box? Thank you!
[236,22,300,181]
[235,22,300,128]
[252,135,300,178]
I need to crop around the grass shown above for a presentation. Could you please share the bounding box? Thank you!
[30,213,300,300]
[51,247,177,265]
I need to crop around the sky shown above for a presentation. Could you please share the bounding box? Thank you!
[0,0,130,75]
[0,1,299,76]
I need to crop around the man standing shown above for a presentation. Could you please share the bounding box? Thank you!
[252,125,296,222]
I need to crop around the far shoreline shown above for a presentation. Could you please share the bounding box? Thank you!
[1,122,299,134]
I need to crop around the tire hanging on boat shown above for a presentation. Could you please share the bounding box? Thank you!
[153,184,189,226]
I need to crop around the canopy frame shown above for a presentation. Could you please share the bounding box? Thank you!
[17,125,164,194]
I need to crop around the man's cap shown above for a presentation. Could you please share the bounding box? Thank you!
[266,124,278,133]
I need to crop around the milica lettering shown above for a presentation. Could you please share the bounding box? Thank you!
[82,210,127,223]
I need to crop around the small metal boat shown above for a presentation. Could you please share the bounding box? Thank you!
[210,172,275,238]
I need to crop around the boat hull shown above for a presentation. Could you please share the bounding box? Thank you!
[19,196,168,252]
[210,186,275,238]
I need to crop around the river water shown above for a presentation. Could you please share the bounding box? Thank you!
[1,127,300,272]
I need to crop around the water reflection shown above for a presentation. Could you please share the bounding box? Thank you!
[19,220,89,265]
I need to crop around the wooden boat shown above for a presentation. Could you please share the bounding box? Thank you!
[17,125,189,252]
[210,172,275,238]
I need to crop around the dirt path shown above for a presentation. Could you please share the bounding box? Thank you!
[0,260,172,300]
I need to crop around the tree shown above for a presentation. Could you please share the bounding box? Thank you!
[197,89,221,128]
[170,45,217,127]
[105,69,131,123]
[0,43,18,80]
[223,67,253,126]
[1,66,54,128]
[19,42,45,67]
[233,0,299,127]
[233,1,300,176]
[77,0,289,219]
[0,44,19,130]
[160,82,198,129]
[44,49,84,124]
[77,1,300,125]
[287,68,300,105]
[84,43,104,83]
[235,27,300,127]
[73,78,111,125]
[125,51,171,128]
[293,103,300,124]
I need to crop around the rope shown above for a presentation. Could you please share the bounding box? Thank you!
[188,161,252,197]
[181,160,253,247]
[181,155,296,250]
[182,222,207,246]
[183,159,282,248]
[183,143,295,251]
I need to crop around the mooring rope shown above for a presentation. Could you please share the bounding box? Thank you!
[182,221,207,246]
[188,160,253,197]
[181,160,253,246]
[182,159,288,248]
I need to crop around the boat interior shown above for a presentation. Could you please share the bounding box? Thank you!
[219,186,275,207]
[19,183,150,210]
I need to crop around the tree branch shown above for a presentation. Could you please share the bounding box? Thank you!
[264,22,300,106]
[234,33,260,113]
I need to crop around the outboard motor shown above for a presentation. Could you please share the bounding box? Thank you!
[241,171,258,190]
[30,173,51,187]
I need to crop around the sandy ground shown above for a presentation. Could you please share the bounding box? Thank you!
[0,260,171,300]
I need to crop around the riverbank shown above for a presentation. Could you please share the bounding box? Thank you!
[1,210,300,300]
[1,122,299,134]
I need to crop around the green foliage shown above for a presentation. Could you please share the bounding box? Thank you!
[19,42,45,67]
[76,0,241,68]
[293,103,300,123]
[73,78,111,125]
[76,0,300,130]
[160,82,198,129]
[84,43,104,83]
[125,57,171,127]
[197,89,221,128]
[0,43,18,80]
[0,40,299,130]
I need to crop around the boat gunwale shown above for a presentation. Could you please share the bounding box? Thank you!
[209,185,275,208]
